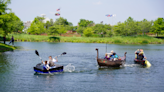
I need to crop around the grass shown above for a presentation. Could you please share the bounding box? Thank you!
[0,43,16,52]
[4,33,164,44]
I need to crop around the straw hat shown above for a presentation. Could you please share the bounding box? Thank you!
[140,51,144,54]
[111,50,114,53]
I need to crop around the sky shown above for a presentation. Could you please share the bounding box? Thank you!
[8,0,164,26]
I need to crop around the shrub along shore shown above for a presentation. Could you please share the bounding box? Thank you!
[0,43,16,52]
[5,34,164,44]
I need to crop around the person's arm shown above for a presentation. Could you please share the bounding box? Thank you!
[54,57,58,62]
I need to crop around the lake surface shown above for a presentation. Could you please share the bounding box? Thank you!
[0,42,164,92]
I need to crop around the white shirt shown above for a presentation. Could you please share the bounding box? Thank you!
[47,58,57,64]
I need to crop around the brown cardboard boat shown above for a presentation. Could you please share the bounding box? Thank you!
[95,48,127,67]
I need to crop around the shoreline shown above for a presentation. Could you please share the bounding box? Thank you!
[0,43,16,53]
[4,34,164,44]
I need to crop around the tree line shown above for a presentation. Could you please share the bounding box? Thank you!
[27,16,164,37]
[0,0,164,41]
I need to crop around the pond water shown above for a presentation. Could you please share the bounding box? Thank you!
[0,42,164,92]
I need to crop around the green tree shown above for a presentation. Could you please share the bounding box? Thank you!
[76,27,85,34]
[139,19,153,35]
[93,24,111,37]
[10,13,24,33]
[47,26,58,36]
[0,0,11,44]
[54,17,70,26]
[83,27,93,37]
[151,18,164,37]
[44,19,54,30]
[47,25,66,36]
[27,18,45,35]
[78,19,94,27]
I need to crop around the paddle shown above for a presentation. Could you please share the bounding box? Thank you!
[143,52,151,67]
[55,52,67,58]
[35,50,42,61]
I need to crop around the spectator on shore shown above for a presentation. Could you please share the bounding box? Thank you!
[9,36,14,46]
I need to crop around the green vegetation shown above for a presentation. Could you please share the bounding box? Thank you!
[0,0,24,44]
[0,43,16,52]
[6,34,164,44]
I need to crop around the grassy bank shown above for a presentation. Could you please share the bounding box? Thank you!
[5,34,164,44]
[0,43,16,52]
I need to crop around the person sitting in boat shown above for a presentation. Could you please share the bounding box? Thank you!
[110,50,114,56]
[135,49,140,59]
[48,56,58,67]
[42,61,50,70]
[112,52,119,61]
[138,51,147,60]
[104,53,110,60]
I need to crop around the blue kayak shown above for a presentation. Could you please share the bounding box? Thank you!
[34,63,63,74]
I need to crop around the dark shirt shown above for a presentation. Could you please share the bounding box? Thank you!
[138,54,144,60]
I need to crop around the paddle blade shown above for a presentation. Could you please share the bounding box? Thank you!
[145,60,151,68]
[62,52,67,55]
[35,50,39,56]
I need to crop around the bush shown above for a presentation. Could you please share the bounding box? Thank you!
[83,28,93,37]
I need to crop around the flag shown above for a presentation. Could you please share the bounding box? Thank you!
[57,8,60,11]
[55,13,60,16]
[106,14,110,17]
[110,15,113,17]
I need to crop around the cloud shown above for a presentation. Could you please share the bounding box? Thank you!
[93,1,102,5]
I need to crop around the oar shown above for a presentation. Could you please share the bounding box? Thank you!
[35,50,42,61]
[55,52,67,58]
[143,52,151,67]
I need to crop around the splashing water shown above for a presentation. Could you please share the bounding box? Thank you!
[124,64,140,67]
[64,63,75,72]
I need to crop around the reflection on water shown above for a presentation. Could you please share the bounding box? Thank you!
[0,42,164,92]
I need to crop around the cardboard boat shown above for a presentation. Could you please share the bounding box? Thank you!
[95,48,127,67]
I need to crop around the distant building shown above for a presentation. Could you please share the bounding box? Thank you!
[22,14,53,32]
[23,21,32,32]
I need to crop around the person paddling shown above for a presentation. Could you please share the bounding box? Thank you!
[42,61,50,70]
[48,56,58,67]
[138,51,147,60]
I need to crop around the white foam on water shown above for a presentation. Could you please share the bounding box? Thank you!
[64,63,75,72]
[124,64,140,67]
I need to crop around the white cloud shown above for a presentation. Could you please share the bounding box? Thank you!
[93,1,102,5]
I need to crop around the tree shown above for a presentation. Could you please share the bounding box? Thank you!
[93,24,111,37]
[0,0,11,44]
[10,13,24,33]
[83,27,93,37]
[47,25,66,36]
[76,27,85,34]
[27,18,45,35]
[139,19,153,35]
[44,19,54,30]
[54,17,70,26]
[151,18,164,37]
[78,19,94,27]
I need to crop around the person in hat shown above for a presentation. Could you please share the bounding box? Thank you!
[138,51,147,60]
